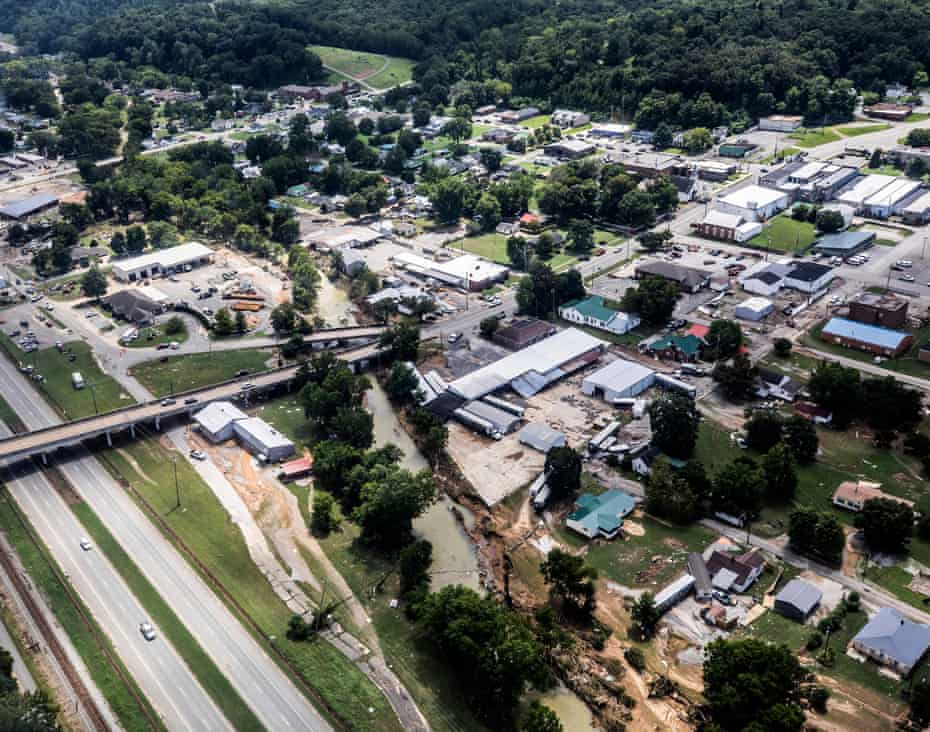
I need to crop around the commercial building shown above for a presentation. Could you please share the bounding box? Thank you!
[518,423,566,453]
[582,358,656,401]
[848,292,909,329]
[448,328,606,401]
[741,269,784,297]
[820,317,913,357]
[101,290,166,325]
[837,174,897,209]
[635,260,710,293]
[715,185,790,222]
[392,252,509,291]
[194,401,249,443]
[336,247,367,276]
[735,296,774,321]
[0,191,59,220]
[305,225,382,251]
[762,161,860,203]
[566,490,638,540]
[550,110,590,128]
[718,141,757,158]
[233,417,295,462]
[758,115,803,132]
[588,123,630,139]
[864,103,913,121]
[851,608,930,675]
[693,160,737,181]
[774,579,823,622]
[112,242,213,282]
[493,318,556,351]
[812,231,876,258]
[455,400,522,436]
[832,480,915,513]
[558,295,640,335]
[862,178,922,218]
[615,151,682,178]
[783,262,834,293]
[902,189,930,224]
[498,107,540,123]
[544,139,595,159]
[692,210,762,243]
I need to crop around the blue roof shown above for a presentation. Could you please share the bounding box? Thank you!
[821,317,910,350]
[853,608,930,668]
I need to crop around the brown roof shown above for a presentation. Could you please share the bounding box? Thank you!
[705,549,765,586]
[833,480,914,508]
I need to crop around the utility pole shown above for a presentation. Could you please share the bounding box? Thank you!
[172,456,181,509]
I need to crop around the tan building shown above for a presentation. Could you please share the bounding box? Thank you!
[832,480,914,512]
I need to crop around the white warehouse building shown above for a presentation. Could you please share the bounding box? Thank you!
[112,241,214,282]
[862,178,922,219]
[735,297,774,321]
[194,401,248,442]
[582,358,656,402]
[715,185,790,222]
[233,418,295,462]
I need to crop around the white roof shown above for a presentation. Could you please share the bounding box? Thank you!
[717,184,786,210]
[791,162,828,181]
[449,328,605,400]
[114,242,212,274]
[233,417,294,450]
[863,177,921,207]
[136,285,170,303]
[305,225,381,248]
[194,401,247,434]
[904,189,930,214]
[703,210,743,228]
[737,296,773,312]
[394,252,508,284]
[837,174,896,205]
[583,358,655,392]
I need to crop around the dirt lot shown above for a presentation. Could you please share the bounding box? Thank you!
[445,370,625,505]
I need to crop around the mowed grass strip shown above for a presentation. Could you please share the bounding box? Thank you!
[0,491,166,732]
[309,45,414,89]
[68,500,264,731]
[129,349,272,397]
[748,215,817,253]
[100,436,404,732]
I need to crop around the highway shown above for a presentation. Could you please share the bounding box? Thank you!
[0,418,232,731]
[0,355,335,731]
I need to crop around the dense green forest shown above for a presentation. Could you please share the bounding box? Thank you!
[4,0,930,123]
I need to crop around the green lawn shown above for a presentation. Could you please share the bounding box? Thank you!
[100,436,404,732]
[518,115,551,129]
[253,397,315,450]
[695,419,926,536]
[130,349,273,396]
[748,215,818,254]
[310,45,414,90]
[760,147,801,164]
[556,515,715,590]
[69,501,263,731]
[864,165,905,177]
[836,124,892,137]
[0,336,135,419]
[802,320,930,379]
[790,127,843,148]
[457,233,509,263]
[0,492,166,732]
[556,318,663,347]
[907,113,930,123]
[125,323,189,349]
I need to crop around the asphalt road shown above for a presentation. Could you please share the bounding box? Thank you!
[0,419,231,731]
[0,356,334,731]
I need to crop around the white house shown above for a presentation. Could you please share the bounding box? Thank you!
[558,295,640,335]
[715,185,790,222]
[550,110,590,128]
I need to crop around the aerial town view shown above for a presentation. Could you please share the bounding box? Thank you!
[5,1,930,731]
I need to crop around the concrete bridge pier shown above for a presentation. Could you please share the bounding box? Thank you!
[129,424,136,438]
[155,416,160,431]
[41,453,47,466]
[106,431,112,447]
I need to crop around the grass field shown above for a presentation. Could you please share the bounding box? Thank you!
[130,349,273,396]
[802,320,930,379]
[102,436,404,732]
[760,147,801,164]
[69,501,263,731]
[125,322,189,349]
[0,336,134,419]
[458,231,580,272]
[0,492,166,732]
[907,113,930,123]
[836,123,892,137]
[748,215,817,253]
[864,164,906,176]
[790,128,843,148]
[310,45,414,90]
[518,114,551,129]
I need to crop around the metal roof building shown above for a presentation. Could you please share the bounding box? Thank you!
[112,242,213,282]
[774,579,823,621]
[194,401,248,443]
[519,423,567,453]
[0,191,59,219]
[813,230,876,257]
[233,417,295,462]
[821,317,913,357]
[448,328,606,401]
[852,608,930,675]
[735,296,774,321]
[837,174,896,208]
[581,358,656,401]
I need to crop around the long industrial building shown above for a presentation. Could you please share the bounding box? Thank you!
[113,241,214,282]
[392,252,509,291]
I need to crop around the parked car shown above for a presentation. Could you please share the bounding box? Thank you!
[189,449,207,461]
[713,590,734,606]
[184,397,198,405]
[160,398,177,406]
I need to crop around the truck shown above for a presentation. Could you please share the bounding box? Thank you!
[71,372,85,390]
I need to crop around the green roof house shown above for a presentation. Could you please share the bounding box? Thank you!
[646,334,703,362]
[558,295,640,335]
[566,490,638,539]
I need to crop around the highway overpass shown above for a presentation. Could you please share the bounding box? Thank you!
[0,339,384,465]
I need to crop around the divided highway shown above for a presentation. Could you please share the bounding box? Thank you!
[0,356,335,731]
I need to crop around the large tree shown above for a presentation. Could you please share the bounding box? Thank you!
[619,276,680,325]
[704,319,743,361]
[713,456,763,518]
[544,446,582,501]
[788,508,845,564]
[353,465,436,548]
[540,549,598,618]
[648,393,700,459]
[855,498,914,554]
[645,458,699,524]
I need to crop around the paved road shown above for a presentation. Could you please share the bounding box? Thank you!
[0,356,334,731]
[0,419,232,731]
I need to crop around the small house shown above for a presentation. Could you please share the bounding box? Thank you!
[566,490,637,540]
[851,608,930,675]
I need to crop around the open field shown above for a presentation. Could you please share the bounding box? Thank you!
[790,128,843,147]
[130,349,273,396]
[836,123,892,137]
[310,45,414,89]
[458,232,579,271]
[101,436,404,732]
[125,322,189,349]
[69,500,263,731]
[518,115,551,129]
[0,336,134,419]
[748,215,817,253]
[0,492,165,732]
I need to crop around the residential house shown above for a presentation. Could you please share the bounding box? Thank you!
[705,549,766,593]
[565,490,638,539]
[558,295,640,335]
[851,608,930,675]
[755,368,799,402]
[646,334,703,362]
[832,480,915,513]
[670,175,699,203]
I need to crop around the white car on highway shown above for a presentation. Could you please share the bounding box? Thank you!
[139,622,157,642]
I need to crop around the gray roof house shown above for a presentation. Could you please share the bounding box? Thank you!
[851,608,930,675]
[774,579,823,622]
